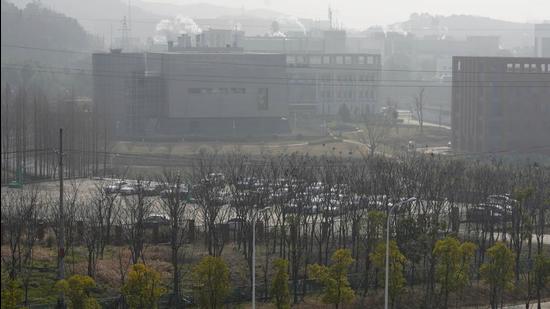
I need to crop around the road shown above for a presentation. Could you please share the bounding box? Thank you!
[397,109,452,130]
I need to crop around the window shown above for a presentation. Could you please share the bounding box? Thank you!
[257,88,268,110]
[358,56,365,65]
[231,88,246,94]
[506,63,513,72]
[344,56,352,64]
[367,56,374,64]
[310,56,322,64]
[323,56,330,64]
[190,88,243,94]
[188,88,203,94]
[336,56,344,64]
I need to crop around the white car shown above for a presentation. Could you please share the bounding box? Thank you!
[119,185,137,195]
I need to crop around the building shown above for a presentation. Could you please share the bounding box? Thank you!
[451,56,550,154]
[534,23,550,57]
[242,30,347,54]
[92,50,289,138]
[241,30,382,117]
[286,53,381,116]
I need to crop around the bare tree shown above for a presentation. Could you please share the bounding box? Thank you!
[359,113,391,156]
[192,153,231,256]
[159,170,191,307]
[121,179,154,264]
[1,187,39,280]
[414,87,425,133]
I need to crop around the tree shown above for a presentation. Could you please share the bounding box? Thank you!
[338,104,352,123]
[308,248,355,309]
[532,253,550,309]
[413,87,425,133]
[480,242,515,309]
[370,241,407,308]
[122,263,165,309]
[433,236,476,308]
[55,275,100,309]
[1,279,24,309]
[271,258,291,309]
[121,180,154,264]
[510,187,533,284]
[159,171,190,307]
[359,113,390,155]
[192,256,231,309]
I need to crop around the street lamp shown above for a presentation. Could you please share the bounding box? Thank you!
[384,197,416,309]
[252,205,272,309]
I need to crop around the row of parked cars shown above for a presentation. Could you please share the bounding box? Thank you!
[466,194,516,222]
[102,179,189,199]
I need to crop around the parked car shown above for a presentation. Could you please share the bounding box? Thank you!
[103,180,127,194]
[144,214,169,225]
[160,185,189,200]
[141,182,164,196]
[227,218,246,231]
[119,185,137,195]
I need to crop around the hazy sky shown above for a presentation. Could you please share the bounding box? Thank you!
[148,0,550,28]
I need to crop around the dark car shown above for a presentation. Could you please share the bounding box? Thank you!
[160,185,189,200]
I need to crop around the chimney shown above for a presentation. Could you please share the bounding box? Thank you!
[196,34,201,47]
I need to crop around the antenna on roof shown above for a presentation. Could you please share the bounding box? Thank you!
[328,6,333,30]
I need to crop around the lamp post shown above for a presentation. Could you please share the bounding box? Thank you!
[252,205,271,309]
[385,197,416,309]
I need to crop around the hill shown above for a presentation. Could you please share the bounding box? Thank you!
[1,0,99,95]
[389,13,533,49]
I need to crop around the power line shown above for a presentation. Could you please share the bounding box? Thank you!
[2,63,549,89]
[3,43,550,76]
[2,61,549,86]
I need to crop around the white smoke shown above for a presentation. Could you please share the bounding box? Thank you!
[272,31,286,37]
[275,15,306,35]
[154,15,202,44]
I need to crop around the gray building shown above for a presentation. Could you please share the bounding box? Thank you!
[535,23,550,57]
[451,56,550,154]
[93,50,289,138]
[242,30,347,54]
[286,53,381,116]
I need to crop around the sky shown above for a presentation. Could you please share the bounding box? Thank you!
[146,0,550,28]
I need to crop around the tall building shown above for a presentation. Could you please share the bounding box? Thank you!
[241,30,382,116]
[286,53,381,116]
[534,23,550,57]
[93,50,289,138]
[451,56,550,154]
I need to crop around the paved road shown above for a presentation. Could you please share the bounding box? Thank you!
[503,301,550,308]
[397,109,452,130]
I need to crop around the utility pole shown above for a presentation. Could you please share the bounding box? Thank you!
[103,127,107,178]
[252,208,256,309]
[57,128,66,309]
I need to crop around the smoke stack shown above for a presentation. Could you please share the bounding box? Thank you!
[196,34,201,47]
[178,34,192,48]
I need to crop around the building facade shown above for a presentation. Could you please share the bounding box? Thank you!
[286,53,381,116]
[451,56,550,154]
[92,50,289,138]
[535,23,550,57]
